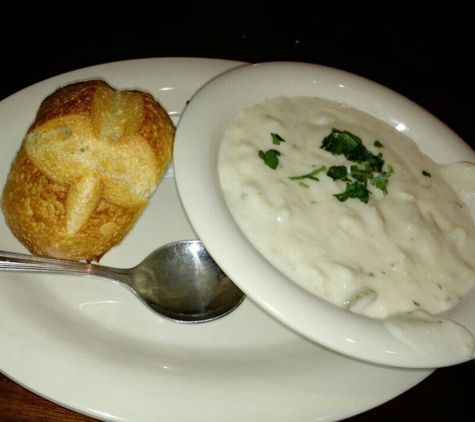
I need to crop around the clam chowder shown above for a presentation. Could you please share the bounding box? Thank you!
[218,96,475,357]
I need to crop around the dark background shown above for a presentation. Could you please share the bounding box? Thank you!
[1,2,473,145]
[1,2,474,421]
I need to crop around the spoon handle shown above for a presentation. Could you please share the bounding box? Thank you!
[0,250,93,272]
[0,250,130,285]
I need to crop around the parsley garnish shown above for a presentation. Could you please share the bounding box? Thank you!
[289,166,326,182]
[334,182,372,204]
[257,133,286,169]
[321,129,362,155]
[271,133,286,145]
[327,165,350,181]
[321,128,393,203]
[257,129,393,204]
[348,165,373,183]
[322,129,385,173]
[369,165,393,195]
[259,149,281,169]
[347,145,385,173]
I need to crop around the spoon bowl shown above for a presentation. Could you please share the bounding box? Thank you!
[0,240,245,323]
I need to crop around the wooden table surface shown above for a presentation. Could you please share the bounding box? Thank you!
[1,2,473,421]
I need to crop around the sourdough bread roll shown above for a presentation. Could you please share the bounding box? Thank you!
[1,79,175,262]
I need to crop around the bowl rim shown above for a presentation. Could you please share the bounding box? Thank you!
[174,61,475,368]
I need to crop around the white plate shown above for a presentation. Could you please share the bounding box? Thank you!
[0,58,432,422]
[174,61,475,369]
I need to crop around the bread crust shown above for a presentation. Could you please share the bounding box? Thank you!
[1,80,175,262]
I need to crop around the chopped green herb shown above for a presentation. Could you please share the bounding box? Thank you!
[263,128,393,204]
[327,166,350,181]
[320,128,393,203]
[271,133,286,145]
[422,170,431,177]
[334,182,372,204]
[349,165,373,183]
[321,128,385,173]
[347,147,385,173]
[259,149,281,169]
[370,173,389,194]
[289,166,326,182]
[369,165,393,195]
[321,128,362,156]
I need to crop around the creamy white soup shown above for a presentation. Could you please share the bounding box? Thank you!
[218,96,475,356]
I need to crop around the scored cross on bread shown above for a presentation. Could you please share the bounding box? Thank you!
[1,80,175,262]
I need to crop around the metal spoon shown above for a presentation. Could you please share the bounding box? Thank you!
[0,240,245,323]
